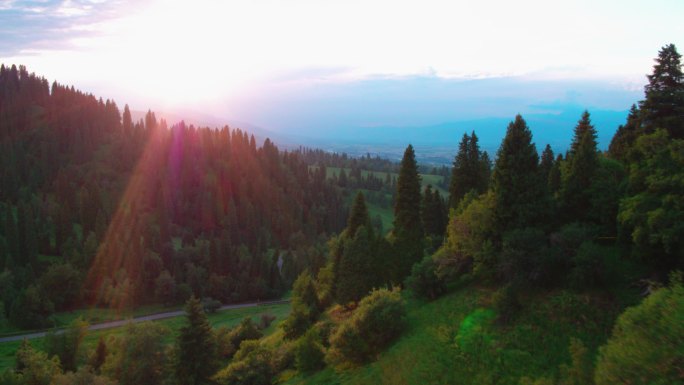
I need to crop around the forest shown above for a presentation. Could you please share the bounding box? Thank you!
[0,44,682,385]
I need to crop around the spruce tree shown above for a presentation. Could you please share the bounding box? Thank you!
[176,296,218,385]
[640,44,684,138]
[449,133,471,209]
[561,112,599,222]
[540,144,555,180]
[548,154,563,194]
[449,132,489,209]
[609,104,641,161]
[491,115,546,236]
[346,192,371,238]
[393,144,424,281]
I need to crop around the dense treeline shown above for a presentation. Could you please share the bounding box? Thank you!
[0,64,346,328]
[0,43,682,385]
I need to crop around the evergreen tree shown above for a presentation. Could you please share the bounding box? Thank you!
[491,115,547,237]
[539,144,555,180]
[561,112,599,222]
[639,44,684,138]
[609,104,641,161]
[393,144,424,281]
[122,104,133,136]
[346,192,371,238]
[449,132,489,209]
[422,186,447,240]
[336,226,374,303]
[548,154,563,194]
[176,296,218,385]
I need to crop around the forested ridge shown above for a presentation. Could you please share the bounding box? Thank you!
[0,44,682,385]
[0,64,347,328]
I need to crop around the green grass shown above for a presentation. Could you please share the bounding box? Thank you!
[284,284,627,385]
[323,167,448,197]
[0,302,291,371]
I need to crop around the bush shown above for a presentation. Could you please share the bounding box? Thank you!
[281,302,313,340]
[281,271,320,340]
[594,273,684,385]
[498,227,552,286]
[405,256,446,300]
[202,297,222,314]
[295,328,325,374]
[213,340,273,385]
[328,288,405,366]
[569,241,606,288]
[258,313,276,330]
[216,317,263,359]
[492,284,521,325]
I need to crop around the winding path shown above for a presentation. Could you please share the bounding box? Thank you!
[0,300,289,343]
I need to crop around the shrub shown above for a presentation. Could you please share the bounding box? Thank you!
[216,317,263,359]
[213,340,273,385]
[281,271,320,340]
[492,284,521,325]
[295,328,325,374]
[405,255,447,300]
[594,273,684,385]
[259,313,276,330]
[569,241,605,288]
[328,288,405,366]
[202,297,222,313]
[498,227,550,286]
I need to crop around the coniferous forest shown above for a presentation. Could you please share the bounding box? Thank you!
[0,44,682,385]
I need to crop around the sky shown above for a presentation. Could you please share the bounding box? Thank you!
[1,0,683,153]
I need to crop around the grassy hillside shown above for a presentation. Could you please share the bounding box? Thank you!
[283,282,634,385]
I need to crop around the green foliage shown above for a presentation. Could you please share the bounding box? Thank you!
[568,242,605,289]
[492,284,522,325]
[440,192,496,279]
[51,366,117,385]
[499,227,550,286]
[639,44,684,139]
[10,285,54,329]
[38,263,82,311]
[405,256,446,300]
[213,340,274,385]
[422,185,448,251]
[609,104,641,161]
[282,271,319,340]
[618,129,684,270]
[89,336,107,372]
[560,111,599,223]
[393,144,425,282]
[346,192,372,239]
[448,132,490,209]
[102,322,169,385]
[491,115,548,237]
[218,317,264,359]
[594,275,684,385]
[154,270,177,306]
[328,288,405,366]
[294,328,325,374]
[336,227,376,304]
[176,296,218,385]
[202,297,222,314]
[14,339,61,385]
[45,318,88,372]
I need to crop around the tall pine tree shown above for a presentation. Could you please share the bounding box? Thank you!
[176,296,218,385]
[561,111,599,223]
[449,132,490,209]
[393,144,424,282]
[491,115,547,237]
[639,44,684,139]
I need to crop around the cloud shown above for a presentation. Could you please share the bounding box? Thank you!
[0,0,128,56]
